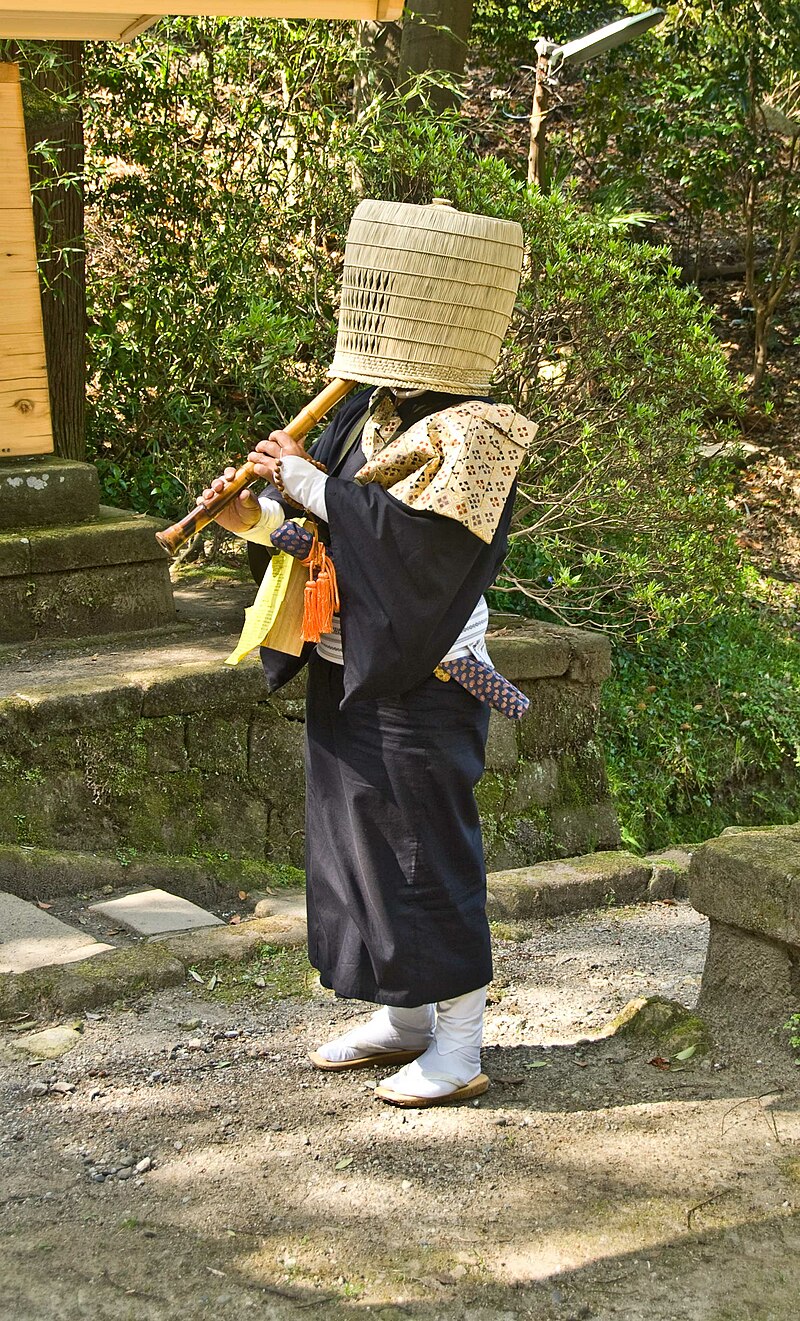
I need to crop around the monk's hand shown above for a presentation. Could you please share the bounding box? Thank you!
[247,430,307,482]
[196,467,261,536]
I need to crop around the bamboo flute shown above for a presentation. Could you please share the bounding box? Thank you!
[155,377,356,557]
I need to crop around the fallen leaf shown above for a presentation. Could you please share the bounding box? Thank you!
[673,1045,697,1061]
[648,1055,671,1071]
[238,891,248,901]
[525,1061,549,1069]
[188,969,203,984]
[335,1156,354,1170]
[36,901,52,910]
[229,914,242,925]
[206,973,219,990]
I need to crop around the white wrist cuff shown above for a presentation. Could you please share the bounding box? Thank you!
[240,494,287,546]
[280,455,329,521]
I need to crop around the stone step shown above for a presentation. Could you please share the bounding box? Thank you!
[0,890,113,974]
[0,457,100,530]
[88,887,224,937]
[0,505,175,642]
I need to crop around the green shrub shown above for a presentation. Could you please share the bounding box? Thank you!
[601,596,800,851]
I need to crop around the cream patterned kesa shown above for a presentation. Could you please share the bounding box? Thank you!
[355,394,539,544]
[330,198,524,395]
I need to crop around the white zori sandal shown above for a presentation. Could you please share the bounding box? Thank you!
[374,987,489,1108]
[308,1004,434,1072]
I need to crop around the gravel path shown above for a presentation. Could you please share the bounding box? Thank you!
[1,900,798,1321]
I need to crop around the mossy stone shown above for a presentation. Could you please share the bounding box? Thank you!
[605,996,710,1057]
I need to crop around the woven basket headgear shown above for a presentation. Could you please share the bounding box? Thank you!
[330,198,524,395]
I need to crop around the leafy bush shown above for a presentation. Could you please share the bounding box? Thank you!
[601,598,800,851]
[471,1,622,60]
[84,18,357,516]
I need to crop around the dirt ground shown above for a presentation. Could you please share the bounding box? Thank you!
[1,900,798,1321]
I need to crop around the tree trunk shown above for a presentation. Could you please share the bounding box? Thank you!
[751,306,770,396]
[354,20,403,110]
[398,0,474,111]
[23,42,86,461]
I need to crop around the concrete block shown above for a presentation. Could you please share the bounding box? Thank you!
[140,658,265,718]
[253,890,306,921]
[550,801,621,856]
[646,848,694,900]
[0,458,100,529]
[566,629,613,683]
[509,758,559,811]
[27,507,170,573]
[487,632,571,682]
[689,825,800,946]
[484,710,519,772]
[0,891,113,973]
[0,532,31,576]
[487,850,650,920]
[697,917,799,1041]
[519,679,601,756]
[89,887,224,935]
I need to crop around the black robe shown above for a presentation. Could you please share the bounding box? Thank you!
[251,388,515,1004]
[252,387,515,707]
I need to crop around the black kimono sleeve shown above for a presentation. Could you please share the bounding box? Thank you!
[324,477,514,707]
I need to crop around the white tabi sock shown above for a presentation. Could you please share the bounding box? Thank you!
[315,1003,435,1064]
[380,986,487,1099]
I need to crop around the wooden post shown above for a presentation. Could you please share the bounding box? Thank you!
[527,40,550,189]
[0,62,54,457]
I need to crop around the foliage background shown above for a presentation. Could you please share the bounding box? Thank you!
[72,12,800,849]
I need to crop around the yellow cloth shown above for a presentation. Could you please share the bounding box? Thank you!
[225,523,308,666]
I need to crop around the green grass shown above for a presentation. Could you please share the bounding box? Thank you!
[192,943,316,1004]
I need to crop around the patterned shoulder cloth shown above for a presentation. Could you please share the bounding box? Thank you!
[354,394,539,545]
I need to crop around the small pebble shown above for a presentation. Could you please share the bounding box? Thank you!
[116,1167,133,1180]
[135,1156,152,1174]
[27,1082,48,1098]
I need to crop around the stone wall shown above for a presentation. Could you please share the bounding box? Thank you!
[0,622,619,871]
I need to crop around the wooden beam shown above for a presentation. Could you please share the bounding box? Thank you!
[0,2,406,40]
[0,64,54,458]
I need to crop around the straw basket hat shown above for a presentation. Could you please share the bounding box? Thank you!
[330,198,524,395]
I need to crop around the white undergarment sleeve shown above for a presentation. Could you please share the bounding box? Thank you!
[239,492,286,546]
[280,455,329,521]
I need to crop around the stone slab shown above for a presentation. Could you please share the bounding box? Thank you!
[89,887,224,935]
[25,507,170,574]
[13,1025,82,1059]
[689,825,800,946]
[0,557,175,643]
[253,890,307,921]
[487,850,650,920]
[0,891,113,973]
[0,457,100,529]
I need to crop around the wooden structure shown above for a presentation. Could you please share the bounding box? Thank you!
[0,65,53,456]
[0,1,403,458]
[0,2,402,41]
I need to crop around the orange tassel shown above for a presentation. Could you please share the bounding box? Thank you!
[301,530,340,644]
